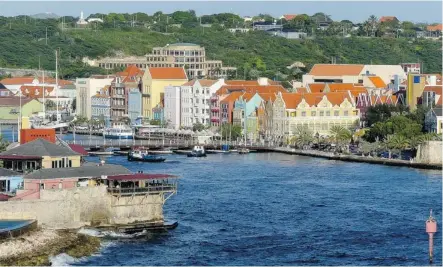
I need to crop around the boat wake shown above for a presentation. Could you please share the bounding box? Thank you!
[49,253,78,266]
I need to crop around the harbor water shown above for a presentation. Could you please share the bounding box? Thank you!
[69,153,441,266]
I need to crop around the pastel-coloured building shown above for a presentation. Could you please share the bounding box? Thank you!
[0,168,23,194]
[141,67,188,119]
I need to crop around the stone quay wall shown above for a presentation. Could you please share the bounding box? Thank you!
[0,186,164,229]
[416,141,442,165]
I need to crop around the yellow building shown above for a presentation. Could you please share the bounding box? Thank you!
[0,139,81,172]
[141,67,188,118]
[0,97,42,121]
[407,73,427,110]
[269,92,360,139]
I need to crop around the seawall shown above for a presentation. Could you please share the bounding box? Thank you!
[0,186,164,229]
[271,147,442,170]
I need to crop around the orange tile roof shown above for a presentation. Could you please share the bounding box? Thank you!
[309,64,364,76]
[281,93,303,109]
[224,80,260,86]
[307,83,327,93]
[220,91,244,104]
[20,85,54,98]
[423,85,443,94]
[258,92,277,102]
[148,67,187,80]
[327,83,356,91]
[242,92,255,102]
[0,77,73,86]
[182,79,196,86]
[379,16,398,23]
[199,79,218,87]
[295,87,308,93]
[283,14,298,21]
[427,24,442,32]
[216,85,286,96]
[325,92,352,106]
[368,76,387,88]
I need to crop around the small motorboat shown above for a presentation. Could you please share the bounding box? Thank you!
[238,148,250,154]
[187,145,207,157]
[128,150,166,162]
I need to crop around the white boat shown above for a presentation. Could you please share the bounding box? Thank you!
[187,145,206,157]
[238,148,250,154]
[32,120,69,130]
[103,123,133,139]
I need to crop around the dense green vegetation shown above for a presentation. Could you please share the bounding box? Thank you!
[0,12,441,81]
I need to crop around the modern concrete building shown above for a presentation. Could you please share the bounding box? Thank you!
[75,76,114,119]
[83,43,237,79]
[141,67,188,119]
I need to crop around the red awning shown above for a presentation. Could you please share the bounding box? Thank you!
[68,144,88,156]
[107,173,178,181]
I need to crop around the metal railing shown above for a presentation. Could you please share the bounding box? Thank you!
[107,185,176,195]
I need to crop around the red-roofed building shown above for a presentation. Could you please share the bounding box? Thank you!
[379,16,399,23]
[426,24,442,37]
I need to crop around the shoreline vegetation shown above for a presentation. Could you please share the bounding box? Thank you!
[0,228,101,266]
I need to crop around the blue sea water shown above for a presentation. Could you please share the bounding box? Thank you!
[71,153,441,266]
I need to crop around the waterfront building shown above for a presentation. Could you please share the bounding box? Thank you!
[422,85,442,108]
[83,43,237,79]
[75,76,114,119]
[0,168,23,195]
[164,86,181,129]
[152,102,164,124]
[141,67,188,119]
[0,138,81,172]
[179,79,224,128]
[110,65,144,123]
[0,76,73,95]
[233,92,267,141]
[91,86,111,126]
[0,97,42,123]
[424,107,443,134]
[302,64,407,87]
[128,88,142,123]
[1,163,179,229]
[268,91,360,140]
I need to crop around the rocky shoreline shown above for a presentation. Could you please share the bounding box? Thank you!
[0,228,101,266]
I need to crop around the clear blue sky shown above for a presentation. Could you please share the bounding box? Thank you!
[0,1,441,23]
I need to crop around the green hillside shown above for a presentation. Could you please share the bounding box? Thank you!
[0,16,441,81]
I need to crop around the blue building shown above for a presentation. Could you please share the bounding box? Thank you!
[128,88,142,123]
[91,86,111,127]
[0,168,23,194]
[153,102,164,124]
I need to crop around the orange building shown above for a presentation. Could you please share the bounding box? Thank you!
[20,129,56,145]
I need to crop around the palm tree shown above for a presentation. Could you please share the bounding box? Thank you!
[290,125,314,149]
[329,126,352,152]
[385,134,409,159]
[368,15,378,37]
[408,135,424,152]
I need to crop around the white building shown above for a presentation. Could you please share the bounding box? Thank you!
[180,79,224,128]
[75,76,114,119]
[163,79,224,129]
[164,86,181,129]
[76,11,88,26]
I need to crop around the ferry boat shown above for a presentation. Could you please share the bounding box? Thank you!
[103,123,133,139]
[187,146,206,157]
[128,150,166,162]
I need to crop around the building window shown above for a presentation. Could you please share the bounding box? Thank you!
[319,111,324,116]
[311,111,316,116]
[334,111,339,116]
[301,111,306,117]
[344,111,348,116]
[326,111,330,116]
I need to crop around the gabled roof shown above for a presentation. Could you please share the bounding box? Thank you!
[258,92,277,102]
[148,67,187,80]
[368,76,386,88]
[198,79,218,87]
[309,64,365,76]
[281,92,352,109]
[182,79,196,86]
[379,16,398,23]
[24,164,131,180]
[20,85,54,98]
[307,83,327,93]
[68,144,88,156]
[423,85,443,94]
[427,24,442,32]
[295,87,308,93]
[220,91,244,103]
[216,85,286,96]
[0,138,80,157]
[283,14,298,21]
[281,93,303,109]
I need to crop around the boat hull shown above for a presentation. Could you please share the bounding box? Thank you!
[103,134,133,139]
[127,155,166,162]
[187,153,207,157]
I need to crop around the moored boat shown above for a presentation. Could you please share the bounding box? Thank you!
[238,148,250,154]
[128,150,166,162]
[103,123,133,139]
[187,146,206,157]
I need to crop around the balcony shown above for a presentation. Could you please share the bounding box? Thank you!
[211,117,220,122]
[210,96,218,102]
[112,105,126,110]
[211,107,220,112]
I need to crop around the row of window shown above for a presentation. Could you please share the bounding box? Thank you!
[181,107,210,114]
[153,49,205,57]
[51,158,72,169]
[183,117,210,125]
[287,110,352,117]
